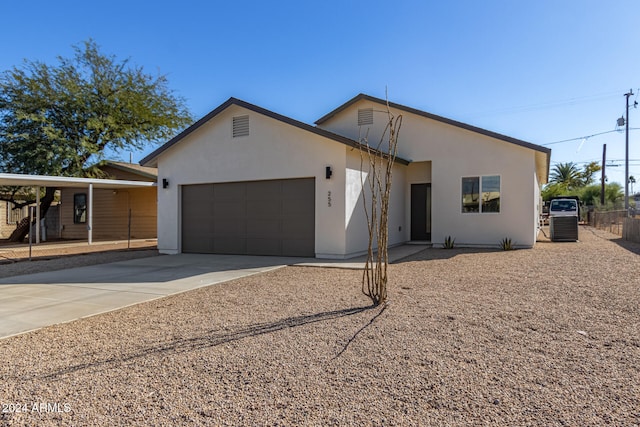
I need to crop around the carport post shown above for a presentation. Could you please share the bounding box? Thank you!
[35,187,40,244]
[88,183,93,245]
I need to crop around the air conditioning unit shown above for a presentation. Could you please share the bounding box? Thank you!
[550,216,578,241]
[549,198,579,242]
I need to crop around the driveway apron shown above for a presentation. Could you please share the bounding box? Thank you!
[0,254,310,339]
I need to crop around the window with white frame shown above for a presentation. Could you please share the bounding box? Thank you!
[461,175,500,213]
[6,202,26,224]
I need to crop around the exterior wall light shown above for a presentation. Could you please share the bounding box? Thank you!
[325,166,333,179]
[162,178,169,189]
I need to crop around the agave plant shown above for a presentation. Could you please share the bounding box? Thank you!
[499,237,515,251]
[443,235,455,249]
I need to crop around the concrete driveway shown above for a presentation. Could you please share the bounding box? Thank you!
[0,253,315,339]
[0,245,428,340]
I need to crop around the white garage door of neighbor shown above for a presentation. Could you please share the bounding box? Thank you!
[181,178,315,256]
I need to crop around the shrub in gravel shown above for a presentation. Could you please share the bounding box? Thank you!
[499,237,515,250]
[443,235,456,249]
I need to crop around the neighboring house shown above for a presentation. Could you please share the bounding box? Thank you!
[1,199,60,241]
[58,161,158,240]
[141,94,550,258]
[0,200,26,239]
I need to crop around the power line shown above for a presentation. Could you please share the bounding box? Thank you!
[542,127,640,146]
[464,90,623,118]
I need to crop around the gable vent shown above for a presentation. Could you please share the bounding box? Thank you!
[232,115,249,137]
[358,108,373,126]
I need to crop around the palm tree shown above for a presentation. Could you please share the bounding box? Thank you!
[550,162,582,189]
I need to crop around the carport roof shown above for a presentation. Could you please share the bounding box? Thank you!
[0,173,156,189]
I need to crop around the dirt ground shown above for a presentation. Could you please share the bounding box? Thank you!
[0,227,639,426]
[0,239,158,278]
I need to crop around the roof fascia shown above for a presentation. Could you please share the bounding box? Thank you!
[316,93,552,158]
[140,97,410,166]
[103,161,157,180]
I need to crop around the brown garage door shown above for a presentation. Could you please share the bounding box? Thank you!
[182,178,315,256]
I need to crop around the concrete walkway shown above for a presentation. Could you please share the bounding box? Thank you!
[0,245,429,339]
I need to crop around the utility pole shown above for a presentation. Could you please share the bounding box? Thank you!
[601,144,606,206]
[623,89,636,215]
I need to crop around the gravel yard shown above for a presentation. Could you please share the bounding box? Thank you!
[1,226,639,426]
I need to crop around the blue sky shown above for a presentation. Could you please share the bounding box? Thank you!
[2,0,639,185]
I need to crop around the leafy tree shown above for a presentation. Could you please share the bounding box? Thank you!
[578,183,624,207]
[541,182,570,201]
[544,161,605,203]
[0,39,192,241]
[580,161,601,186]
[603,182,624,207]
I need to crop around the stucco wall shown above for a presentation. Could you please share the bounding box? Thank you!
[344,150,407,256]
[155,104,348,257]
[319,99,541,247]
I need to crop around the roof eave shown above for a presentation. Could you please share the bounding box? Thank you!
[103,161,158,180]
[316,93,552,157]
[140,97,411,167]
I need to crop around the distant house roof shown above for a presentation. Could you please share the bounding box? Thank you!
[140,97,410,167]
[103,161,157,180]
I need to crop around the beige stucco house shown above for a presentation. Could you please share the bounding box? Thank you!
[57,161,157,240]
[141,94,550,258]
[1,200,24,238]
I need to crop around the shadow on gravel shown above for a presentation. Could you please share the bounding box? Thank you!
[37,305,377,380]
[608,238,640,255]
[393,247,499,264]
[581,226,640,255]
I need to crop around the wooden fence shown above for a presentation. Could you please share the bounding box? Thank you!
[589,209,640,243]
[589,210,628,236]
[623,217,640,243]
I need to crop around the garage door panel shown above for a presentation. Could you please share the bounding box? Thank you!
[246,238,281,256]
[212,219,246,236]
[246,181,281,200]
[183,183,213,199]
[182,178,315,256]
[282,239,314,257]
[213,201,245,218]
[213,238,246,254]
[213,182,245,200]
[282,198,314,216]
[246,200,280,217]
[183,228,213,253]
[282,220,314,238]
[282,179,313,197]
[247,219,280,238]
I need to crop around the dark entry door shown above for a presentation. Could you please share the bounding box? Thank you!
[411,183,431,241]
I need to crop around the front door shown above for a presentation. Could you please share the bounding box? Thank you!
[411,183,431,241]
